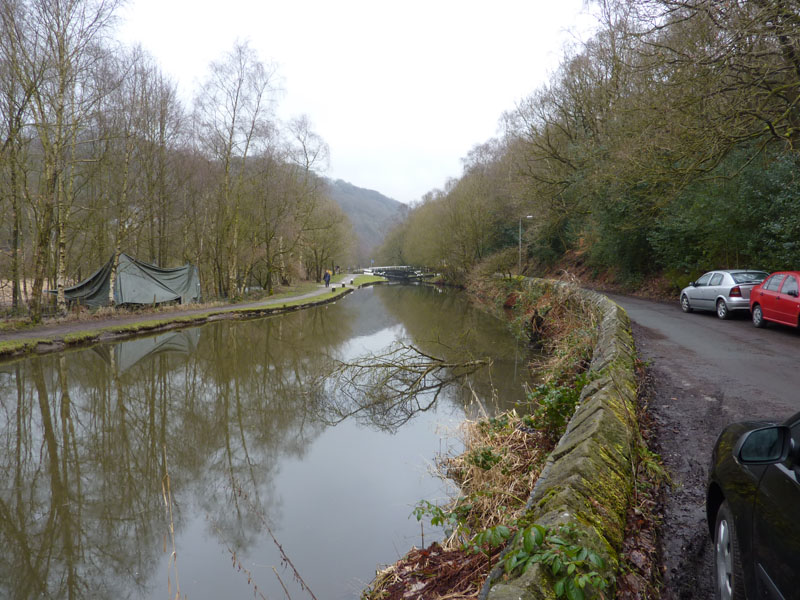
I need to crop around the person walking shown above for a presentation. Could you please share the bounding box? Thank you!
[323,270,331,287]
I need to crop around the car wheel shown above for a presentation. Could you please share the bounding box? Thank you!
[714,501,745,600]
[752,304,766,328]
[681,294,693,313]
[716,299,730,320]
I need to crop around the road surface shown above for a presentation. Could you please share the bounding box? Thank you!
[606,293,800,599]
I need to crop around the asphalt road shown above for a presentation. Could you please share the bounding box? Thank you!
[605,294,800,599]
[608,294,800,418]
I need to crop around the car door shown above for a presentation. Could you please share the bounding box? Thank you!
[755,274,786,321]
[775,275,800,327]
[704,272,725,309]
[751,420,800,599]
[688,272,713,309]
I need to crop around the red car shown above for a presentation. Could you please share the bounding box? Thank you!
[749,271,800,328]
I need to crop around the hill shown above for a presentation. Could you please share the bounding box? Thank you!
[325,179,407,263]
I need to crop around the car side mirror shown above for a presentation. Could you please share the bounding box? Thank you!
[737,426,791,464]
[788,290,798,298]
[689,281,696,287]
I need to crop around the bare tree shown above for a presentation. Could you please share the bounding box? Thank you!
[0,0,37,312]
[5,0,121,319]
[193,41,277,298]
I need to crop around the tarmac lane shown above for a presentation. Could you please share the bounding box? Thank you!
[606,292,800,599]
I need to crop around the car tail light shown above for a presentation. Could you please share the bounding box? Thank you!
[729,286,742,297]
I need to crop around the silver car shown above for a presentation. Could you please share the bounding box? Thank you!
[680,270,768,319]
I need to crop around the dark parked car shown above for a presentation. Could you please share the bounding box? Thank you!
[749,271,800,328]
[680,270,768,319]
[706,411,800,600]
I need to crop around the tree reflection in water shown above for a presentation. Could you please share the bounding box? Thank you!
[0,285,529,599]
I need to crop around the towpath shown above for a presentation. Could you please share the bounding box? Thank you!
[0,275,359,345]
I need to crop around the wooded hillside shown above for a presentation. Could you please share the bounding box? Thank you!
[377,1,800,288]
[324,179,407,263]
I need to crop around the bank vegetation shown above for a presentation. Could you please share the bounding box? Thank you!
[364,277,611,600]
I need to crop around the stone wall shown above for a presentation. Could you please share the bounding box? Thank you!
[486,279,638,599]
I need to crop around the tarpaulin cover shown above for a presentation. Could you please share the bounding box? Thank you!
[60,253,200,307]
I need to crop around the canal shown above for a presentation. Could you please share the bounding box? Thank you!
[0,284,531,600]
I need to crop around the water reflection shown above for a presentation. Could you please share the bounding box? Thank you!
[0,285,530,600]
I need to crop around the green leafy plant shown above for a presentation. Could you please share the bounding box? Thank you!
[412,500,458,536]
[527,372,589,439]
[469,524,512,555]
[466,446,504,470]
[501,523,608,600]
[477,414,511,434]
[412,499,477,540]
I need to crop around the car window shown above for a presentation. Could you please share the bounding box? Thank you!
[781,276,798,296]
[695,273,712,286]
[764,274,786,292]
[709,273,724,286]
[732,271,769,284]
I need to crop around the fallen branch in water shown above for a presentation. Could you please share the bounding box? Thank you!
[320,343,492,431]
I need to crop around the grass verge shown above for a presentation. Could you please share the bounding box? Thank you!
[353,275,388,287]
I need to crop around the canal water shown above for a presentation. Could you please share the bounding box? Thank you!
[0,284,530,600]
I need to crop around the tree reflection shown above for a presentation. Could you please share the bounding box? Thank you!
[373,284,526,410]
[0,289,527,599]
[0,305,348,600]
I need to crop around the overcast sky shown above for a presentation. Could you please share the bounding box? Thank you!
[116,0,596,204]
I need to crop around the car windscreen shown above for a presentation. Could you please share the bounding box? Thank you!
[732,272,768,283]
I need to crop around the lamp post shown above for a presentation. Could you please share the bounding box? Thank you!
[518,215,533,274]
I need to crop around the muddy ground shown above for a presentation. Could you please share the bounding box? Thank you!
[634,320,715,599]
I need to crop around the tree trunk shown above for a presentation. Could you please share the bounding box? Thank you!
[9,143,22,312]
[30,199,54,323]
[55,172,68,314]
[109,132,134,306]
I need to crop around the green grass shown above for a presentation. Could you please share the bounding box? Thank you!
[239,286,350,311]
[353,275,387,286]
[0,339,46,355]
[63,331,101,344]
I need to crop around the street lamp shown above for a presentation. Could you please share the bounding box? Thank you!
[518,215,533,274]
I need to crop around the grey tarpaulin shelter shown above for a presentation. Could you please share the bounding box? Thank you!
[59,253,201,307]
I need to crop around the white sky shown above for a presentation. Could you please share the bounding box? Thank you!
[116,0,596,204]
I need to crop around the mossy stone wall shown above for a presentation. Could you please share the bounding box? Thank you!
[488,279,637,600]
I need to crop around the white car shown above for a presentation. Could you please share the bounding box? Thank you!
[680,270,768,319]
